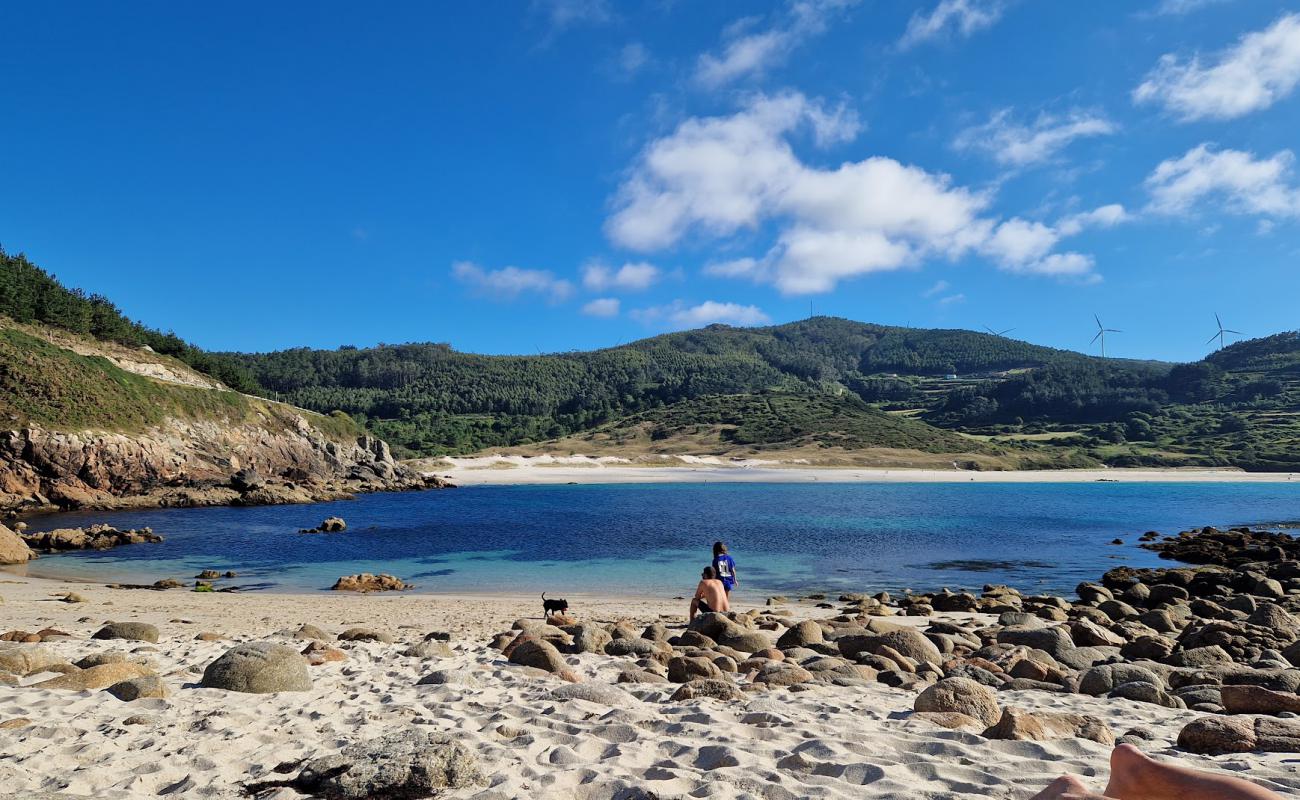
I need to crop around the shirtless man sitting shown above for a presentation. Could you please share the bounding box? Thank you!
[689,566,730,619]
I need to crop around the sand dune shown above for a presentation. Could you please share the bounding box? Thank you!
[2,574,1297,799]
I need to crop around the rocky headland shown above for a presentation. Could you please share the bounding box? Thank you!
[0,420,449,517]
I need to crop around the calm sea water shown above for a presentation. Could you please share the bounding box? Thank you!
[12,482,1300,597]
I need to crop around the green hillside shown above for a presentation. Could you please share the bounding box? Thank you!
[230,317,1153,456]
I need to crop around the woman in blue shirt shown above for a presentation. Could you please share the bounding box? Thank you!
[711,541,737,594]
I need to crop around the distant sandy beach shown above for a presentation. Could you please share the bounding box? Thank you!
[428,454,1300,486]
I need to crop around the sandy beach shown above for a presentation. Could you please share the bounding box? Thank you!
[431,455,1300,486]
[2,572,1298,799]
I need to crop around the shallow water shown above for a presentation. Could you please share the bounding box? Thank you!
[14,482,1300,596]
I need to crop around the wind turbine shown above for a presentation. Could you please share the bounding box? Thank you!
[983,325,1015,337]
[1091,315,1121,358]
[1206,313,1242,351]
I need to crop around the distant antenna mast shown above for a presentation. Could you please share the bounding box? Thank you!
[1206,312,1242,351]
[1091,314,1121,358]
[983,325,1015,338]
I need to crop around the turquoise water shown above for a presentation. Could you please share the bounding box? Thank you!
[13,482,1300,596]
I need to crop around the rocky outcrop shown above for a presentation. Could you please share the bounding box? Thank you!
[0,418,450,514]
[330,573,409,592]
[20,524,161,552]
[0,524,33,564]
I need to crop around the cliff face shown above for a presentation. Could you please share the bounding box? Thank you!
[0,320,446,515]
[0,416,443,514]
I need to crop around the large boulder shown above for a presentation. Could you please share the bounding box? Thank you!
[106,675,169,701]
[200,642,311,693]
[914,677,1001,727]
[92,622,159,643]
[0,643,57,675]
[719,631,771,654]
[33,663,154,691]
[1221,684,1300,715]
[668,655,722,683]
[997,626,1074,659]
[291,731,483,798]
[507,638,574,680]
[569,624,612,655]
[984,706,1114,745]
[0,524,33,565]
[1079,663,1162,696]
[777,621,824,649]
[839,628,942,665]
[1178,715,1300,754]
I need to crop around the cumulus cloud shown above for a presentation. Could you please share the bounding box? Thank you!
[581,297,621,317]
[610,93,1109,291]
[899,0,1005,50]
[694,0,859,89]
[582,261,661,292]
[954,109,1116,167]
[1134,14,1300,121]
[631,300,771,329]
[451,261,574,302]
[1145,144,1300,217]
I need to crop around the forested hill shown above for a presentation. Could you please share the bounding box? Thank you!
[228,318,1148,455]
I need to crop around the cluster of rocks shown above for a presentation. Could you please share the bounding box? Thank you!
[330,573,410,592]
[478,526,1300,755]
[19,523,162,553]
[300,516,347,533]
[1142,525,1300,566]
[0,622,166,699]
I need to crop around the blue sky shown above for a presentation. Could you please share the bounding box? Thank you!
[2,1,1298,362]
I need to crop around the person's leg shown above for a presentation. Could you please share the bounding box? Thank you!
[689,598,699,620]
[1028,774,1105,800]
[1102,743,1284,800]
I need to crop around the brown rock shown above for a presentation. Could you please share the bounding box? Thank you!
[330,573,409,592]
[914,677,1001,727]
[669,678,741,702]
[0,523,33,564]
[1221,684,1300,716]
[33,662,154,691]
[911,711,985,732]
[984,706,1115,745]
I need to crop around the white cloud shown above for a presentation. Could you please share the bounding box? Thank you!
[1151,0,1227,15]
[1145,144,1300,217]
[694,0,859,89]
[618,42,650,75]
[1004,252,1097,279]
[954,109,1116,167]
[1056,204,1129,236]
[451,261,574,302]
[631,300,771,329]
[534,0,613,33]
[1134,14,1300,121]
[581,297,621,317]
[899,0,1005,50]
[922,279,951,297]
[937,292,966,305]
[609,92,1109,290]
[582,261,661,291]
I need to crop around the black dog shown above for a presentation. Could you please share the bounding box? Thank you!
[542,592,569,617]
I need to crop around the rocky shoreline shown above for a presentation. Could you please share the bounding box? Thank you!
[0,422,453,518]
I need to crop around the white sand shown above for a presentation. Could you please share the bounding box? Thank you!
[2,574,1298,799]
[431,455,1300,486]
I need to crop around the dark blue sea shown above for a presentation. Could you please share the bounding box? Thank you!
[11,482,1300,597]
